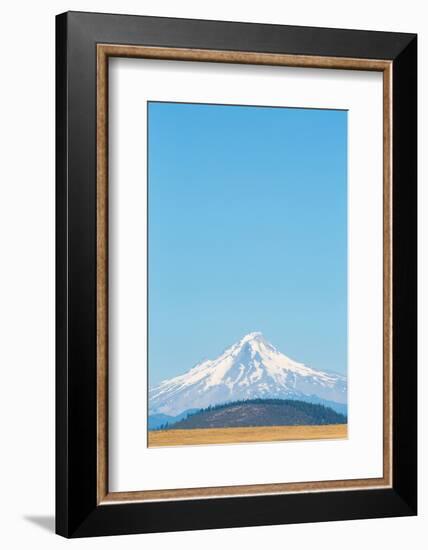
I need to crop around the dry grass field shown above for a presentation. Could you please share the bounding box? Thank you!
[148,424,347,447]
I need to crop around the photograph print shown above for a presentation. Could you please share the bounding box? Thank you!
[147,101,348,447]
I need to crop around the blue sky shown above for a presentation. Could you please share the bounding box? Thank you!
[148,102,347,386]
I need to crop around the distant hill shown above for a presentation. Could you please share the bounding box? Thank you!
[158,398,347,430]
[148,409,199,430]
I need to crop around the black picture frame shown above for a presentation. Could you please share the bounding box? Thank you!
[56,11,417,538]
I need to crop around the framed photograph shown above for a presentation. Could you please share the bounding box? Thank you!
[56,11,417,537]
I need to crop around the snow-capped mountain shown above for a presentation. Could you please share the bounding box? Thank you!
[149,332,347,416]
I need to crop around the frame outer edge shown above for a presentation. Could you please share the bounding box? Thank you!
[391,35,418,513]
[55,11,70,538]
[64,11,416,60]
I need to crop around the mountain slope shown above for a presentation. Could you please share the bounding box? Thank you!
[149,332,346,416]
[160,399,346,430]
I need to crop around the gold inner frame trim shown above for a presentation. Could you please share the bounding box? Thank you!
[96,44,393,505]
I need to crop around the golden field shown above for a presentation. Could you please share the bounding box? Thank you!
[148,424,347,447]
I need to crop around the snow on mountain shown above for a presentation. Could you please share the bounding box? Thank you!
[149,332,347,416]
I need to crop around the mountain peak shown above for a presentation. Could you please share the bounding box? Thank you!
[240,331,263,343]
[223,331,274,358]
